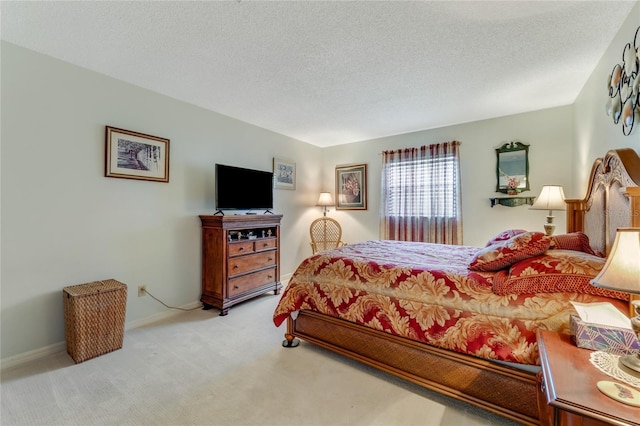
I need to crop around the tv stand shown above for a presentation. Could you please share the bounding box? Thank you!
[199,214,283,315]
[263,209,274,214]
[213,209,224,216]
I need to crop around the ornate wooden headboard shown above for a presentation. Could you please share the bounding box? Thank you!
[565,148,640,257]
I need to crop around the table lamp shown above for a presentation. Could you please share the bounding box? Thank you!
[590,227,640,373]
[530,185,566,235]
[317,192,335,216]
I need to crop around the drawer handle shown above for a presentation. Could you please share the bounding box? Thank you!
[233,264,239,269]
[262,243,268,247]
[234,285,239,289]
[268,257,273,261]
[268,275,273,279]
[238,247,244,251]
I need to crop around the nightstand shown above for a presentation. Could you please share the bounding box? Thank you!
[537,330,640,426]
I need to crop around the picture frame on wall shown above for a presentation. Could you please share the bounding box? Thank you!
[273,157,296,190]
[105,126,170,182]
[335,163,367,210]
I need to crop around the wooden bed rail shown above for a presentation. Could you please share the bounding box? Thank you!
[627,186,640,226]
[565,198,586,235]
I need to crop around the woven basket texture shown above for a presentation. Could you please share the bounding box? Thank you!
[63,279,127,363]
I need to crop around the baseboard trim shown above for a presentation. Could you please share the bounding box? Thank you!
[0,300,204,371]
[0,341,67,370]
[1,276,293,371]
[125,301,203,329]
[281,272,292,286]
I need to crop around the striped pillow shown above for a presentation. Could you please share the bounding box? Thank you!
[469,231,551,272]
[549,232,597,256]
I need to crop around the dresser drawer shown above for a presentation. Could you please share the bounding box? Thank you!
[228,241,254,257]
[255,238,277,252]
[228,251,276,276]
[228,268,277,297]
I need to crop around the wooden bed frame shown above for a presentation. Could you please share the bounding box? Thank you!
[283,148,640,425]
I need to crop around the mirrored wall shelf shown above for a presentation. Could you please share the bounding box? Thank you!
[490,196,536,208]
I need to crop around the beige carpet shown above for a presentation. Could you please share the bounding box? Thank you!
[1,291,521,425]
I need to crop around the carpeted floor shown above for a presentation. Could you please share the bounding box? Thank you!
[1,291,521,425]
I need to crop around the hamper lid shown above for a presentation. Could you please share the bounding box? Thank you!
[63,279,127,297]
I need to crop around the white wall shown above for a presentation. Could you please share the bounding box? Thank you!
[0,42,323,361]
[2,3,638,364]
[573,1,640,194]
[321,106,574,248]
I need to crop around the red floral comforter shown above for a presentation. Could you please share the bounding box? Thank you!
[273,240,624,365]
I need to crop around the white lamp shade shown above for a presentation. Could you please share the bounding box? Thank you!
[591,228,640,294]
[530,185,566,211]
[317,192,335,207]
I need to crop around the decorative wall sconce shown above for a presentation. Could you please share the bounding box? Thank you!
[606,25,640,136]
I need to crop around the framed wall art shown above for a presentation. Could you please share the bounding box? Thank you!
[335,163,367,210]
[273,157,296,190]
[105,126,170,182]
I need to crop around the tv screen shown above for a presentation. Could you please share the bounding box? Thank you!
[215,164,274,210]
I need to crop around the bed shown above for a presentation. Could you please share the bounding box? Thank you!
[273,148,640,425]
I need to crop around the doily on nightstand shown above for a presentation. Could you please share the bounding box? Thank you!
[590,351,640,389]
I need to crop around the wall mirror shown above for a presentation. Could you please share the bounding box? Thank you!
[496,141,529,194]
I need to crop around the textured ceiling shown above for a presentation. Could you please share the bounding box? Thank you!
[1,1,637,147]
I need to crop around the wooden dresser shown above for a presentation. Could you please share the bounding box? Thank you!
[199,214,282,315]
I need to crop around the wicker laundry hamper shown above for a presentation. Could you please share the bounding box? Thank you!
[63,279,127,363]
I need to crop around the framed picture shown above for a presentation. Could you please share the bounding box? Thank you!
[273,157,296,190]
[335,163,367,210]
[105,126,170,182]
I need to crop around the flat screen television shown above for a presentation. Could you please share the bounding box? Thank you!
[215,164,274,211]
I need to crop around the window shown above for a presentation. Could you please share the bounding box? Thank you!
[381,141,462,244]
[384,155,458,218]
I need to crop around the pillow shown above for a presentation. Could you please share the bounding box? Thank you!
[549,232,597,256]
[469,231,551,272]
[484,229,527,247]
[492,249,629,301]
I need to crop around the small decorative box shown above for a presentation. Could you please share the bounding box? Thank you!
[570,315,640,356]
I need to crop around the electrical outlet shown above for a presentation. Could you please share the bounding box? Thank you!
[138,285,147,297]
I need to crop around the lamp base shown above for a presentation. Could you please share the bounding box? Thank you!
[543,222,555,236]
[622,311,640,376]
[620,353,640,374]
[543,214,556,236]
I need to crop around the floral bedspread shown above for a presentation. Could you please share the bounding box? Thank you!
[273,240,623,365]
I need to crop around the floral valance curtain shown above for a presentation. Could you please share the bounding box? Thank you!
[380,141,462,245]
